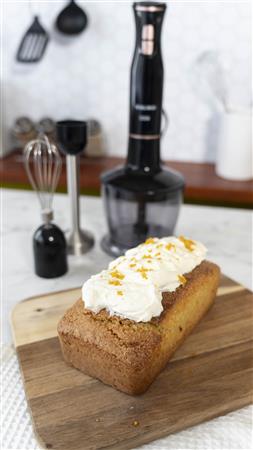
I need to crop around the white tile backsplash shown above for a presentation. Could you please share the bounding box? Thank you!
[2,1,252,162]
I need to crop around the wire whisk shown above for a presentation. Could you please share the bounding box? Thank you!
[24,134,62,223]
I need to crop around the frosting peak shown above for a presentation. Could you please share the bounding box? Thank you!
[82,236,207,322]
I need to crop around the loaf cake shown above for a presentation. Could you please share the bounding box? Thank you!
[58,236,220,395]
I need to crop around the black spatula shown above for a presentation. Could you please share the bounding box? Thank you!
[16,15,49,63]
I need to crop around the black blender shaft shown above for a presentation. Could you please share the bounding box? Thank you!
[127,2,166,172]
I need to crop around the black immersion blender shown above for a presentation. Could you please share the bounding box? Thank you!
[101,2,184,257]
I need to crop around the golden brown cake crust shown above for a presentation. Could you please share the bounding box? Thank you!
[58,260,220,395]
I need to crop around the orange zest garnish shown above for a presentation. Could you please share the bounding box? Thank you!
[117,290,123,296]
[109,270,125,280]
[155,252,161,257]
[140,272,148,279]
[109,280,121,286]
[179,236,195,251]
[137,266,152,279]
[156,243,163,249]
[166,243,175,251]
[129,263,136,268]
[178,274,187,285]
[144,237,156,245]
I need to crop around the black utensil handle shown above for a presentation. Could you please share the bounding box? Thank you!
[33,223,68,278]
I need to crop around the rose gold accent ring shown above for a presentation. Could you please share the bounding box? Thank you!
[141,40,154,55]
[142,24,155,41]
[135,5,164,12]
[129,133,160,140]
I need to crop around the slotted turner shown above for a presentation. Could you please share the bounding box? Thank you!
[16,15,49,63]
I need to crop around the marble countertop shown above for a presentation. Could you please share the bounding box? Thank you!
[2,188,252,344]
[2,188,253,450]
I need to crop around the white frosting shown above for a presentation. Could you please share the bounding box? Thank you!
[82,236,207,322]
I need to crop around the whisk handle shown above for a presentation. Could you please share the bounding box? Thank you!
[33,223,68,278]
[41,209,53,224]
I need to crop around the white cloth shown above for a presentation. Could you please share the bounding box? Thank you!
[2,344,253,450]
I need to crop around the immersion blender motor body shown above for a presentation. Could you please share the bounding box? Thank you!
[128,1,165,171]
[101,2,184,257]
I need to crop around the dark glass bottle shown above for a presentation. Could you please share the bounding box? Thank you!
[101,2,184,257]
[33,223,68,278]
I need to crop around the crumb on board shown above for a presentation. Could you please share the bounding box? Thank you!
[132,420,140,427]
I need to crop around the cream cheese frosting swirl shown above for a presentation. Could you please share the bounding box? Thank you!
[82,236,207,322]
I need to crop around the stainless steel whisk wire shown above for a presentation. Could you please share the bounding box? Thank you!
[24,134,62,223]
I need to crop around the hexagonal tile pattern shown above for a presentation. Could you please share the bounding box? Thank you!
[2,1,251,162]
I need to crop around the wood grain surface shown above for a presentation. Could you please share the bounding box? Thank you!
[11,275,253,450]
[2,151,253,207]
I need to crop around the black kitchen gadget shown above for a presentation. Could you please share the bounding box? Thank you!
[33,224,67,278]
[55,0,88,35]
[101,2,184,256]
[24,135,68,278]
[56,120,94,256]
[16,15,49,63]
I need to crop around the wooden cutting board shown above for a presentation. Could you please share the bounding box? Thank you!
[11,275,253,450]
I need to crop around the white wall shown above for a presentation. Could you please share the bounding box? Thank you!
[2,1,252,162]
